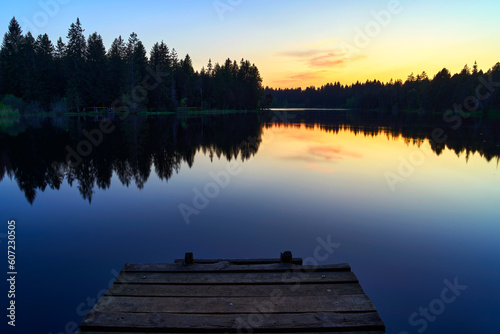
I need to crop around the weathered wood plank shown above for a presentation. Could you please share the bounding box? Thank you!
[106,283,365,297]
[94,294,376,314]
[114,271,358,285]
[80,311,385,332]
[125,262,349,273]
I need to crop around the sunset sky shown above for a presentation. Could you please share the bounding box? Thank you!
[1,0,499,88]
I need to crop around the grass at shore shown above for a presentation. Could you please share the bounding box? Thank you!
[486,109,500,119]
[12,107,500,119]
[0,103,20,130]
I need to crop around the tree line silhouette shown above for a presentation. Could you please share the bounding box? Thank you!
[0,17,264,112]
[266,63,500,112]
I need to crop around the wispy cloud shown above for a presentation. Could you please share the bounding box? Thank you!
[309,145,362,160]
[280,145,362,163]
[309,53,345,67]
[276,40,366,71]
[277,48,346,69]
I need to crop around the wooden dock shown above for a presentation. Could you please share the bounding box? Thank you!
[77,252,385,333]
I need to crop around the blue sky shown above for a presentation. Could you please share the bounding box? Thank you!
[1,0,500,88]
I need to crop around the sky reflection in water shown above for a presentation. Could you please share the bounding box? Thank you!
[0,111,499,333]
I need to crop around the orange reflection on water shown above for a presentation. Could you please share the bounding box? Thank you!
[260,123,402,176]
[258,122,500,198]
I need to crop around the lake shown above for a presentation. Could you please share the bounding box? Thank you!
[0,109,499,333]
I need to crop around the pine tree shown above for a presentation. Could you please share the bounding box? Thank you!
[149,41,173,110]
[107,36,127,103]
[176,54,195,106]
[65,18,86,111]
[170,48,179,68]
[34,33,55,106]
[20,32,36,101]
[125,33,148,108]
[85,32,107,106]
[53,37,67,99]
[473,61,478,74]
[207,59,213,76]
[55,37,66,58]
[170,48,179,105]
[201,59,214,108]
[134,41,148,84]
[126,32,139,90]
[0,17,23,97]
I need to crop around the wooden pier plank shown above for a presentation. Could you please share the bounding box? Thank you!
[94,294,377,314]
[123,262,350,273]
[106,283,365,297]
[79,311,384,332]
[114,270,358,285]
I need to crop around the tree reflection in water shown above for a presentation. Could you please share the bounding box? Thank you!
[1,110,499,204]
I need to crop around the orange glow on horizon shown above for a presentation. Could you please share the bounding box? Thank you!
[259,35,500,89]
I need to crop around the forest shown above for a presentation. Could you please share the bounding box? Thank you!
[0,17,265,112]
[2,16,500,115]
[266,62,500,112]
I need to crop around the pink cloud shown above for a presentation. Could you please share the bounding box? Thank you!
[309,146,362,160]
[277,41,368,70]
[310,58,344,68]
[280,145,361,164]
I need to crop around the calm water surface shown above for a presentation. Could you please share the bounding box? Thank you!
[0,110,499,333]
